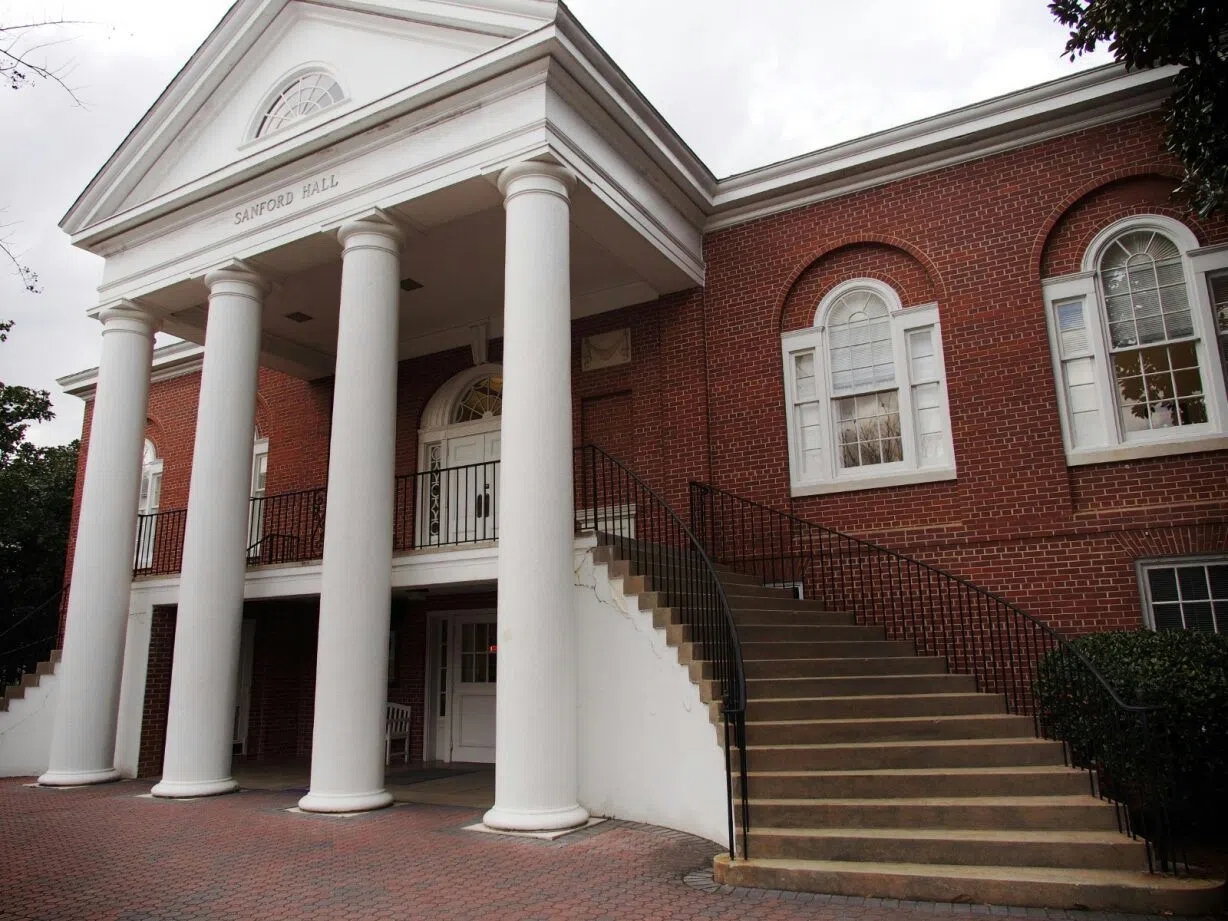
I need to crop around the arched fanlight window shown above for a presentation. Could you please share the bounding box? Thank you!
[453,376,503,423]
[1097,229,1203,432]
[255,72,344,139]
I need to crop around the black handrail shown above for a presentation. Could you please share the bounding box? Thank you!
[393,460,500,551]
[576,446,750,860]
[689,481,1183,874]
[1,584,67,689]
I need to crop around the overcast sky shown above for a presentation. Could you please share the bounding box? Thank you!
[0,0,1112,447]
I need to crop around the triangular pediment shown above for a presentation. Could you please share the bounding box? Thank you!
[64,0,557,238]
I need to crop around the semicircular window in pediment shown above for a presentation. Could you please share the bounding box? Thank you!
[256,72,344,139]
[453,376,503,423]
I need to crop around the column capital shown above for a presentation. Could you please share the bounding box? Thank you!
[97,300,158,336]
[497,161,577,205]
[203,260,269,298]
[336,211,404,255]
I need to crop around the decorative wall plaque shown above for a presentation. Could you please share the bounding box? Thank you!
[581,328,631,371]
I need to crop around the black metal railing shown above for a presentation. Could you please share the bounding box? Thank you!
[394,460,500,552]
[133,508,188,576]
[1,584,67,689]
[689,481,1183,874]
[247,487,327,565]
[576,445,750,859]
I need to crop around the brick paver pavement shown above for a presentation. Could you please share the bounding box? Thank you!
[0,779,1184,921]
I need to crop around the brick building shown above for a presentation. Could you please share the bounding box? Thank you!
[10,0,1228,910]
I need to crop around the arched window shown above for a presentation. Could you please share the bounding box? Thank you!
[255,72,344,139]
[452,376,502,423]
[782,279,955,494]
[133,440,162,570]
[1043,215,1228,461]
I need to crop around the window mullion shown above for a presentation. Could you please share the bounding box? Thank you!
[893,320,917,471]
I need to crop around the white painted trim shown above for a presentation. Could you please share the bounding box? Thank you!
[59,340,204,400]
[1065,435,1228,466]
[1043,214,1228,465]
[1080,214,1200,273]
[419,363,504,433]
[790,466,957,497]
[1135,554,1228,632]
[705,64,1175,231]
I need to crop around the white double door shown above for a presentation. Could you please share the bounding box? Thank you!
[442,431,500,543]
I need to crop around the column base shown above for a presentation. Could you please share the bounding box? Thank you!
[37,767,121,787]
[150,777,239,798]
[483,802,590,833]
[298,789,393,813]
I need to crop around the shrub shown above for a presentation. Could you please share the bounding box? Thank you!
[1034,629,1228,842]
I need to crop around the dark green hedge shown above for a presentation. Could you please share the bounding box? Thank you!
[1034,629,1228,839]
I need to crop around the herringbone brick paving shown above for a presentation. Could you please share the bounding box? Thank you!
[0,779,1196,921]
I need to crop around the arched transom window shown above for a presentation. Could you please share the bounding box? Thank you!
[453,376,503,423]
[1042,215,1228,461]
[255,72,343,139]
[1099,230,1201,431]
[782,279,955,493]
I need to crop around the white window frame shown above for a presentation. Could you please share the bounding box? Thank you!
[1136,555,1228,634]
[782,278,957,496]
[1042,217,1228,466]
[247,436,269,559]
[134,439,163,570]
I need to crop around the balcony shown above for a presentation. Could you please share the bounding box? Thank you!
[132,460,500,578]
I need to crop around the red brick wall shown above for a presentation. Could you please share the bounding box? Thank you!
[63,108,1228,767]
[701,112,1228,634]
[137,606,175,777]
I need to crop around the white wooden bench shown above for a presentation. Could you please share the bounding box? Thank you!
[385,702,412,765]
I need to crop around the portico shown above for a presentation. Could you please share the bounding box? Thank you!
[40,0,707,834]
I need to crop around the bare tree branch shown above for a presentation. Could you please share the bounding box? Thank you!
[1,19,87,106]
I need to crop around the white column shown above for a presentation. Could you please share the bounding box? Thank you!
[152,264,265,798]
[299,215,402,814]
[39,303,156,786]
[483,162,589,832]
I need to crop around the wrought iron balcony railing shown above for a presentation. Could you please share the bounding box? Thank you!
[132,460,504,578]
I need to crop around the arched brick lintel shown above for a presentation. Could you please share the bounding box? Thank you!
[774,235,946,333]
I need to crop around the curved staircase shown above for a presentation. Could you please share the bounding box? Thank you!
[707,574,1223,914]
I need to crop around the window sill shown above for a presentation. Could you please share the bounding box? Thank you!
[790,466,957,497]
[1067,434,1228,467]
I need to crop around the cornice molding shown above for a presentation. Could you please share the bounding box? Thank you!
[58,340,206,400]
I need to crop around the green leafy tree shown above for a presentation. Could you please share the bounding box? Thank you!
[1049,0,1228,217]
[0,321,79,681]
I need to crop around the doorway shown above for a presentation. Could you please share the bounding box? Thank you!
[429,612,497,763]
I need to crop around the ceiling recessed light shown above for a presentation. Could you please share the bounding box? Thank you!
[400,277,422,292]
[284,311,313,323]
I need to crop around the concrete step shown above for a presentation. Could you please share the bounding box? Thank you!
[738,624,886,643]
[738,766,1092,799]
[733,608,855,626]
[746,692,1006,722]
[744,795,1120,831]
[746,673,975,698]
[744,713,1036,746]
[735,738,1068,771]
[712,856,1224,914]
[746,826,1147,871]
[744,656,947,678]
[741,640,916,660]
[725,594,840,612]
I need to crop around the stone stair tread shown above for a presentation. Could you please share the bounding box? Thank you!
[745,714,1029,727]
[746,795,1109,807]
[717,856,1222,890]
[745,737,1055,751]
[749,827,1133,844]
[748,693,997,704]
[745,765,1082,778]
